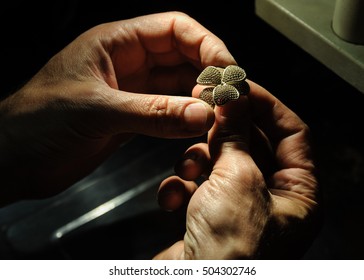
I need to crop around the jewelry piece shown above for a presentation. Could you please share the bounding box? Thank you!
[196,65,249,107]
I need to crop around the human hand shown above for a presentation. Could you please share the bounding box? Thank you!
[155,80,320,259]
[0,11,236,206]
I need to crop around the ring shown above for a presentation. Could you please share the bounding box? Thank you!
[196,65,249,107]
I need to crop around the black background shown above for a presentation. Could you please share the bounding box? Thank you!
[1,0,363,259]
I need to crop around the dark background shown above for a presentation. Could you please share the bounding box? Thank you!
[1,0,363,259]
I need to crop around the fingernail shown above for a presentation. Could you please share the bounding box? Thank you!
[184,102,210,131]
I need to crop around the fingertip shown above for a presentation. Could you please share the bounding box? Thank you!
[158,177,186,212]
[175,144,210,181]
[175,156,200,181]
[158,176,198,212]
[192,84,205,98]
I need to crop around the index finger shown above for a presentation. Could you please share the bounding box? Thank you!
[140,11,236,67]
[247,80,315,172]
[115,11,236,70]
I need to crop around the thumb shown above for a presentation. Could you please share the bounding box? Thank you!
[102,89,215,138]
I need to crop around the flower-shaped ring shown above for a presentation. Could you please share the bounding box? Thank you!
[196,65,249,108]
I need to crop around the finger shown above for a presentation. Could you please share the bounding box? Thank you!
[107,11,236,88]
[109,11,237,98]
[192,84,276,176]
[249,124,277,178]
[208,94,252,159]
[174,143,211,181]
[247,80,318,200]
[132,11,237,68]
[157,176,198,212]
[192,84,208,99]
[99,88,215,138]
[248,80,315,171]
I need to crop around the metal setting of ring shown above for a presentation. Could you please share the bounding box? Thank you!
[196,65,249,108]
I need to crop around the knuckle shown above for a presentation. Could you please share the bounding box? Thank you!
[146,96,182,136]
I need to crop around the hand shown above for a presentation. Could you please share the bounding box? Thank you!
[0,11,236,206]
[155,80,320,259]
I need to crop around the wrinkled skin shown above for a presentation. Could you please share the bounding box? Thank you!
[155,81,320,259]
